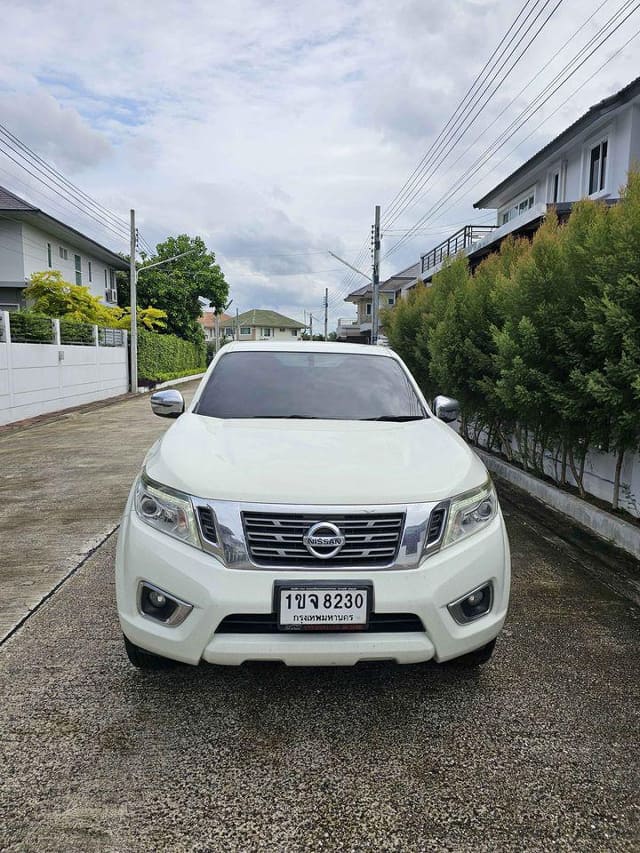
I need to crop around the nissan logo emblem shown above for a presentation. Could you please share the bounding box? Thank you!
[302,522,346,559]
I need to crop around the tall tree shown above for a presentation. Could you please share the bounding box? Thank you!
[118,235,228,344]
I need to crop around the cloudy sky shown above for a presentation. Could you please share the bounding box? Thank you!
[1,0,639,330]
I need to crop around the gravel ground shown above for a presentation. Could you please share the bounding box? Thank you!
[1,490,639,852]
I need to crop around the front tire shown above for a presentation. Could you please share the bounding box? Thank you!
[123,634,178,670]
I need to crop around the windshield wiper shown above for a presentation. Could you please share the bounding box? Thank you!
[360,415,426,422]
[249,415,322,419]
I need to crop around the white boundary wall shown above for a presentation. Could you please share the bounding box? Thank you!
[473,426,640,519]
[0,311,128,426]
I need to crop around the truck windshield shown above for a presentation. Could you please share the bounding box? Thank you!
[194,351,426,421]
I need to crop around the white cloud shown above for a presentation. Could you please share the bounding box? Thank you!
[0,0,639,329]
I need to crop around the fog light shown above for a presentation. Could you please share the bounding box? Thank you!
[138,582,193,626]
[448,583,493,625]
[148,590,167,608]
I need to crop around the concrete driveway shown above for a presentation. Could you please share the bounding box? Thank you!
[0,485,638,851]
[0,382,199,641]
[1,388,638,851]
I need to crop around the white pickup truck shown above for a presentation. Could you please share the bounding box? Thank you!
[116,342,510,669]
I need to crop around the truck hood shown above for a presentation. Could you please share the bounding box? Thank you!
[144,413,487,505]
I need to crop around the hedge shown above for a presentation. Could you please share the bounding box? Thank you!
[8,312,55,343]
[137,329,206,383]
[59,319,95,345]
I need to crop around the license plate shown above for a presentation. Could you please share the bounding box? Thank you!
[275,583,372,631]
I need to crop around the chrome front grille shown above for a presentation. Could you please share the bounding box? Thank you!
[242,512,405,567]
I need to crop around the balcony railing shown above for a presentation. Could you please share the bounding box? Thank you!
[420,225,497,274]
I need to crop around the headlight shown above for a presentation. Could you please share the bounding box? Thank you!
[442,481,498,549]
[134,476,201,549]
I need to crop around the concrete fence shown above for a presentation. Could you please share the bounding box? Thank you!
[472,425,640,520]
[0,311,128,426]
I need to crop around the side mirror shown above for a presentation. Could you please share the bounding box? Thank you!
[151,389,185,419]
[433,395,460,424]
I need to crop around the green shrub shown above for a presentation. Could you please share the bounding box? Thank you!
[137,329,206,383]
[59,319,95,345]
[8,312,55,343]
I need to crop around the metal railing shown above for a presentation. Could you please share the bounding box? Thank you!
[420,225,497,274]
[98,327,125,347]
[0,311,126,347]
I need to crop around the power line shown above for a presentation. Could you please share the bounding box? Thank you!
[0,123,130,237]
[384,0,565,230]
[420,22,640,234]
[0,126,155,256]
[383,0,562,228]
[393,0,628,227]
[385,0,640,258]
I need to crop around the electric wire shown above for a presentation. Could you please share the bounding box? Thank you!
[385,0,640,259]
[382,0,537,224]
[383,0,562,227]
[392,0,632,229]
[420,23,640,235]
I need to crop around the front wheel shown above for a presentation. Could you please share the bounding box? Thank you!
[123,634,178,670]
[446,638,496,668]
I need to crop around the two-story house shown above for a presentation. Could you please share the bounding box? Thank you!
[223,308,306,341]
[0,185,128,311]
[415,75,640,283]
[337,262,420,343]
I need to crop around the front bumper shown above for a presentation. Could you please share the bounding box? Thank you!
[116,502,510,667]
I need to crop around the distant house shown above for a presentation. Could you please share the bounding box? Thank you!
[336,263,419,344]
[198,310,233,342]
[415,75,640,284]
[223,309,306,341]
[0,185,128,311]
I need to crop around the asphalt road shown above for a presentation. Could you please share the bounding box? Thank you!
[1,487,638,852]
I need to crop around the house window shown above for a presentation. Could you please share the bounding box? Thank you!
[74,254,82,285]
[88,261,92,282]
[387,296,395,306]
[59,246,68,260]
[548,170,561,204]
[366,302,372,316]
[47,243,52,268]
[500,189,535,225]
[279,327,286,332]
[240,327,251,335]
[261,328,272,337]
[291,329,298,337]
[588,139,608,195]
[224,327,233,336]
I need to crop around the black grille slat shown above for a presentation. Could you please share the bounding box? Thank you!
[216,613,424,634]
[426,507,447,545]
[197,507,217,543]
[242,512,405,568]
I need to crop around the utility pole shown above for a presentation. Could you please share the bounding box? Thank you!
[129,209,137,393]
[235,307,239,341]
[309,313,313,340]
[371,204,381,345]
[324,288,328,341]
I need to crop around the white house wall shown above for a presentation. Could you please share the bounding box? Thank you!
[0,220,25,285]
[495,101,639,221]
[21,222,116,303]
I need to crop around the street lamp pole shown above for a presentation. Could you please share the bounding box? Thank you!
[127,210,197,393]
[129,210,137,393]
